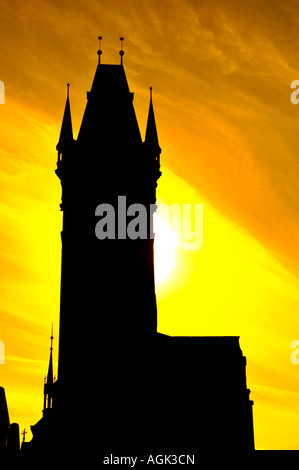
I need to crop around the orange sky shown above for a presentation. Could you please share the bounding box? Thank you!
[1,0,299,450]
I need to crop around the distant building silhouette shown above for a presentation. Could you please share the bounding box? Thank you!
[0,387,20,461]
[0,387,9,452]
[5,40,255,464]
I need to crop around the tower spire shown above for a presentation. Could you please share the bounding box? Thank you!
[119,37,124,65]
[43,325,54,413]
[145,87,161,153]
[47,324,54,384]
[56,83,73,155]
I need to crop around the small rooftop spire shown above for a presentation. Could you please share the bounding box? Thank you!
[47,325,54,385]
[21,429,27,443]
[43,324,55,413]
[119,37,124,65]
[97,36,103,63]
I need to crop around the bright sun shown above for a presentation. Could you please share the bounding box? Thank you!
[154,213,178,285]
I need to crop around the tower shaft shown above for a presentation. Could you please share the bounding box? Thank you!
[56,64,161,385]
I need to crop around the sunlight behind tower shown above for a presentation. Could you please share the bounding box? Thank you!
[153,213,178,284]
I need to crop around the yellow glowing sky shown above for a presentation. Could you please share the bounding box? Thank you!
[1,0,299,450]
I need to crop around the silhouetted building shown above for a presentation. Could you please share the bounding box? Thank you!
[0,387,9,452]
[7,423,20,456]
[20,40,254,464]
[0,387,20,461]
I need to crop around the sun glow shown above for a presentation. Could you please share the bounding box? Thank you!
[154,213,178,285]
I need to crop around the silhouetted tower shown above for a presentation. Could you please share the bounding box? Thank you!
[43,325,54,415]
[55,39,161,386]
[23,39,254,463]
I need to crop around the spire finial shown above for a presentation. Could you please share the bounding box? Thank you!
[67,83,70,98]
[97,36,103,63]
[21,428,27,443]
[50,324,54,352]
[119,37,124,65]
[150,86,153,100]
